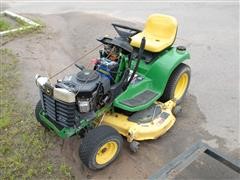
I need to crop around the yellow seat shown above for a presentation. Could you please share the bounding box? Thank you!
[130,14,178,52]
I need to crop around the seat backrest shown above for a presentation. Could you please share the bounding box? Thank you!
[143,14,178,39]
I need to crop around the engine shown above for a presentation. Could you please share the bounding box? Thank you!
[55,55,121,114]
[36,36,133,127]
[94,57,119,84]
[55,68,111,113]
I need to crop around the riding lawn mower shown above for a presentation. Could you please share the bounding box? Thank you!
[35,14,191,170]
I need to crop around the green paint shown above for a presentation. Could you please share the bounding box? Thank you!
[114,54,127,83]
[39,111,77,138]
[113,47,190,112]
[39,104,112,139]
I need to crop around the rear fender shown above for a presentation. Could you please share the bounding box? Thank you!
[146,47,190,94]
[113,47,190,112]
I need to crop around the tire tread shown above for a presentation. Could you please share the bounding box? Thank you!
[79,125,122,170]
[160,63,191,104]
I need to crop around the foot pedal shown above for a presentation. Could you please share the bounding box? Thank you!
[121,90,158,107]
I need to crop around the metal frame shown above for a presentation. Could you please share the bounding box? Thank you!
[149,141,240,179]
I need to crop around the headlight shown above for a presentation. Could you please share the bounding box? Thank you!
[78,100,90,113]
[35,74,40,85]
[35,75,49,88]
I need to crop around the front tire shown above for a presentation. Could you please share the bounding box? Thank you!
[79,125,123,170]
[160,63,191,104]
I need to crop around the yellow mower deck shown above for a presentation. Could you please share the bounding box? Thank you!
[102,100,176,142]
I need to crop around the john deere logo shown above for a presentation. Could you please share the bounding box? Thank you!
[46,88,52,96]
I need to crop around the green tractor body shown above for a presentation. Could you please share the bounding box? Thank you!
[114,47,190,112]
[34,14,191,169]
[37,46,189,138]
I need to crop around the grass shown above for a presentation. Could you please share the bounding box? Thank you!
[15,17,29,27]
[0,16,38,32]
[0,15,44,42]
[0,19,11,31]
[0,49,74,179]
[1,16,44,46]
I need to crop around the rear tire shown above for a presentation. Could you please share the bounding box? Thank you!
[35,100,49,129]
[160,63,191,104]
[79,125,123,170]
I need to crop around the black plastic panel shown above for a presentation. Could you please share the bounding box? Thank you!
[41,91,76,128]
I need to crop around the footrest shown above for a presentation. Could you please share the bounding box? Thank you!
[121,90,158,107]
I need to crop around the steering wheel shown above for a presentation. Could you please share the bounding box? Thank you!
[112,23,141,39]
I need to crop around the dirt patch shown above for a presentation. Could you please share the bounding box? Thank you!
[2,12,238,179]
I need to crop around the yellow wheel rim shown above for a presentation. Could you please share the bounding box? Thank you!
[174,73,189,100]
[96,141,118,165]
